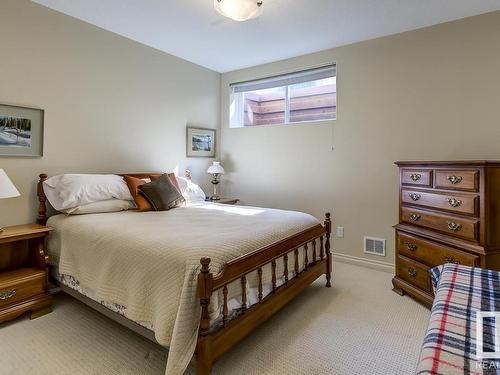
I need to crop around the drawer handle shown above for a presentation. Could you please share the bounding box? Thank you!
[447,197,462,208]
[0,289,16,300]
[409,213,421,222]
[407,268,417,277]
[447,222,462,232]
[408,193,421,201]
[410,173,421,182]
[444,256,460,264]
[405,242,417,251]
[447,175,463,185]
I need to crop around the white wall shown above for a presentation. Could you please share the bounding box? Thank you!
[0,0,221,227]
[220,11,500,267]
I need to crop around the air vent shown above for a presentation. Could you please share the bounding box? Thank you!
[364,236,386,257]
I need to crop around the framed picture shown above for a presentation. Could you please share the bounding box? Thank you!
[0,104,44,157]
[186,127,216,158]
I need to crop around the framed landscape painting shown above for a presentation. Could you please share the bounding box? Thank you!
[0,104,44,157]
[186,127,216,158]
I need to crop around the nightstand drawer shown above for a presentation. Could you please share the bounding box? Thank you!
[0,268,46,308]
[397,231,478,267]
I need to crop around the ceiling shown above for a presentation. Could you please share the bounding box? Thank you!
[33,0,500,73]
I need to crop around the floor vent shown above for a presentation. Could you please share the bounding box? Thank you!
[364,236,386,257]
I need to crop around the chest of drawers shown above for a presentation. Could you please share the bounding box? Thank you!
[392,161,500,307]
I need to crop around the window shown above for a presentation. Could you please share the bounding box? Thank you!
[229,65,336,128]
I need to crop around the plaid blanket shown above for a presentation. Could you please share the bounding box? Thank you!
[416,263,500,375]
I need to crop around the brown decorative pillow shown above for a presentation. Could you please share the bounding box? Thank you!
[150,173,181,193]
[139,174,185,211]
[123,175,152,212]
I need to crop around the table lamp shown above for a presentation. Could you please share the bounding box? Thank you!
[0,169,20,233]
[207,161,225,201]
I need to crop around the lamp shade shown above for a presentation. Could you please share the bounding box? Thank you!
[0,169,20,199]
[207,161,225,175]
[214,0,263,22]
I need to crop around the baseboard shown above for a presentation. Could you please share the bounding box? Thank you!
[333,252,394,273]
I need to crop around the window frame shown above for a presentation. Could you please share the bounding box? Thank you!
[229,64,337,128]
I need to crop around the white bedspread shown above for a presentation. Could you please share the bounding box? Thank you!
[47,202,320,375]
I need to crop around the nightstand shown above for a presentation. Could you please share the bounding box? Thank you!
[206,198,240,205]
[0,224,53,323]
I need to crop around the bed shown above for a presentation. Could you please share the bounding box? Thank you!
[416,263,500,375]
[37,173,332,375]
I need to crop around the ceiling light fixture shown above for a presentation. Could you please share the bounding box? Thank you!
[214,0,263,22]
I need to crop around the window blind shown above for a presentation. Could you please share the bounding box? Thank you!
[230,64,336,93]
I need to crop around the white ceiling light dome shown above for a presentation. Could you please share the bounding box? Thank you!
[214,0,263,22]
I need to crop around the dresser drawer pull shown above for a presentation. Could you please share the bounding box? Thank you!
[409,213,421,222]
[444,256,460,264]
[0,289,16,300]
[447,222,462,231]
[447,197,462,208]
[407,268,417,277]
[410,173,421,182]
[405,242,417,251]
[408,193,421,201]
[447,175,463,185]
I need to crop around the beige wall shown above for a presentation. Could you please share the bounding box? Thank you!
[220,11,500,267]
[0,0,220,227]
[3,1,499,268]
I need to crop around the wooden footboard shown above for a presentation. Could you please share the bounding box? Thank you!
[197,213,332,375]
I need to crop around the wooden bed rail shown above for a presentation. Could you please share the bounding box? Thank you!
[212,224,326,289]
[197,213,332,374]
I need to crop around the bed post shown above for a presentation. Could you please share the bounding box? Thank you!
[324,212,332,287]
[197,257,214,375]
[37,174,48,225]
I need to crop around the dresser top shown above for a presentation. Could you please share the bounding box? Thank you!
[395,160,500,167]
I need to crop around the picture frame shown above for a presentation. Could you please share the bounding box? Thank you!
[0,104,44,157]
[186,127,216,158]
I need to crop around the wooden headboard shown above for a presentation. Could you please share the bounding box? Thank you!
[36,173,163,225]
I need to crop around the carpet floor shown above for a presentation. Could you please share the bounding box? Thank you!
[0,262,430,375]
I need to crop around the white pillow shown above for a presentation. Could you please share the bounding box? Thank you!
[43,174,133,210]
[43,176,67,211]
[177,176,206,203]
[62,199,134,215]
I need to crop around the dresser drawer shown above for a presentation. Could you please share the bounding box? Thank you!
[0,269,46,308]
[397,232,478,267]
[435,170,479,192]
[401,207,479,241]
[401,169,432,187]
[396,255,430,292]
[401,189,478,216]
